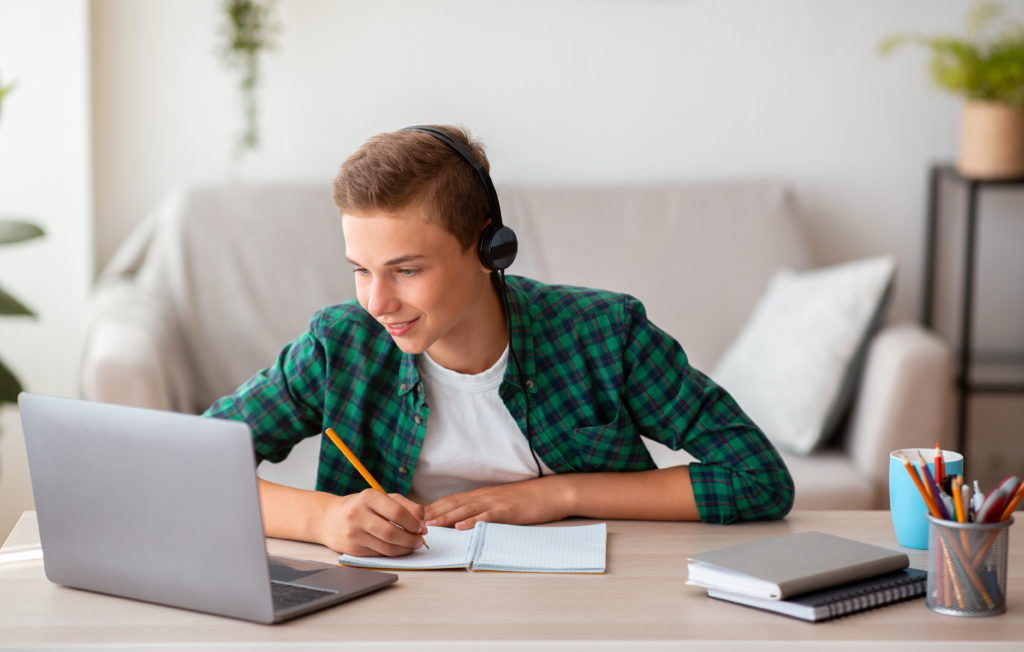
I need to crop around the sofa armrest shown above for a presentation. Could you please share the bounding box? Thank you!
[845,323,955,496]
[80,279,192,412]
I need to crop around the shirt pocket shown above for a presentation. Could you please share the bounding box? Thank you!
[570,409,652,472]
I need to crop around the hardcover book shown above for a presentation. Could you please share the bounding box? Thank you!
[686,531,910,600]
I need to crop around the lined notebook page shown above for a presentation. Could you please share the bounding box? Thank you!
[338,526,476,569]
[470,522,607,573]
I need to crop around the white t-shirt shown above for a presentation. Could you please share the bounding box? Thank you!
[409,346,554,504]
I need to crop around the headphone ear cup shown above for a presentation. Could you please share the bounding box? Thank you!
[478,224,519,271]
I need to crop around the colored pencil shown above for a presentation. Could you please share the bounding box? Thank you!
[900,457,942,518]
[917,452,949,519]
[953,476,965,523]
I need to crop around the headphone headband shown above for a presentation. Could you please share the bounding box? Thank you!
[402,126,503,229]
[402,125,516,271]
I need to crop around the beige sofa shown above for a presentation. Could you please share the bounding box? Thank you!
[81,181,954,509]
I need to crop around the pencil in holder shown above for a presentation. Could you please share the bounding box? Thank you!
[926,514,1013,617]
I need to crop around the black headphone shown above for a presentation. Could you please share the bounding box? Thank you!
[402,126,518,271]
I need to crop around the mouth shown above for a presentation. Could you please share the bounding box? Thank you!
[381,318,418,337]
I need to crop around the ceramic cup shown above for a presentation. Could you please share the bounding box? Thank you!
[889,448,964,549]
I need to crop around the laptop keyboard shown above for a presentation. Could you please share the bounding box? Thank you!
[271,580,338,611]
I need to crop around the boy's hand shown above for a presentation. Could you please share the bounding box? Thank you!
[423,476,573,530]
[316,489,427,556]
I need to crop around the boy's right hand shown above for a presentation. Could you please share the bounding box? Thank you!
[316,488,427,556]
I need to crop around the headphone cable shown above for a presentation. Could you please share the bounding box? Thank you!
[497,270,543,478]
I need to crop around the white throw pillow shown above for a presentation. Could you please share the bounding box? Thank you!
[711,256,896,455]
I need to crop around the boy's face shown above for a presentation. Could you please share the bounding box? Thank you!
[342,206,496,364]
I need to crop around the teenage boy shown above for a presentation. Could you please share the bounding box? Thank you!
[204,125,794,557]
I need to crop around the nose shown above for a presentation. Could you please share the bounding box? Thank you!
[366,277,399,317]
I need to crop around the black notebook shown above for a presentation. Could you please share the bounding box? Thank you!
[706,568,927,622]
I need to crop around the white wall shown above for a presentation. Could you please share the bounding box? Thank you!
[91,0,1024,318]
[0,0,92,538]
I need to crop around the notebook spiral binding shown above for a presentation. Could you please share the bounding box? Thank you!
[825,573,927,620]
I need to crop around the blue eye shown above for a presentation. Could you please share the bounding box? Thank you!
[397,268,419,277]
[352,268,369,277]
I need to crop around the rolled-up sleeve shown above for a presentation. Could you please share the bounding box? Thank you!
[620,297,794,523]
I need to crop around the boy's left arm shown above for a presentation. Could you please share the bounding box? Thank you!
[424,466,699,530]
[425,299,793,529]
[614,298,794,524]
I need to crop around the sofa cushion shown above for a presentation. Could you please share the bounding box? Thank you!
[711,256,896,455]
[781,449,877,509]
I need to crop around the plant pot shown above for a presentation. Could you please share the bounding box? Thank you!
[957,100,1024,180]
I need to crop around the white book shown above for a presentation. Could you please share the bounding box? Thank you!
[686,531,909,600]
[339,522,606,573]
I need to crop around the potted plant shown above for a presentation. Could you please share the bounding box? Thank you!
[0,74,45,409]
[881,1,1024,179]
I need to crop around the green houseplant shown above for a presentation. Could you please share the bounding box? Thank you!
[881,1,1024,178]
[0,74,45,406]
[218,0,279,161]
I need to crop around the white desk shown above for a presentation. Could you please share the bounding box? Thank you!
[2,510,1022,650]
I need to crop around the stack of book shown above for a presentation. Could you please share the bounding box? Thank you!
[686,531,926,622]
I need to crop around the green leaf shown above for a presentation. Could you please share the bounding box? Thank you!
[878,2,1024,107]
[0,284,34,316]
[0,357,23,405]
[0,219,44,245]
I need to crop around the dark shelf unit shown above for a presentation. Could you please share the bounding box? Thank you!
[921,164,1024,454]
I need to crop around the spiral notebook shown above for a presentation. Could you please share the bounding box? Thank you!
[338,522,606,573]
[706,568,927,622]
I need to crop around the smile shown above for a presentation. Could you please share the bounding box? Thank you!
[381,318,418,337]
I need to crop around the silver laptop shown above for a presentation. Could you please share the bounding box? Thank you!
[18,393,397,624]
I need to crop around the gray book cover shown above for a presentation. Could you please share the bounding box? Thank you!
[686,531,910,599]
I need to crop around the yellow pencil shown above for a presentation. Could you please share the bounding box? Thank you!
[325,428,385,491]
[324,427,428,549]
[953,476,965,523]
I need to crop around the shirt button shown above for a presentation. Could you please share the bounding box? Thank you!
[399,383,408,393]
[398,465,410,475]
[414,414,423,425]
[525,379,536,391]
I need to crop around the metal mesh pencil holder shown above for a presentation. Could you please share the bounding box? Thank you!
[926,514,1013,617]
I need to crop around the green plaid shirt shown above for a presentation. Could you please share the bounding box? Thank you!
[205,275,793,524]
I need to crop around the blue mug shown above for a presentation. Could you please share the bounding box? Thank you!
[889,448,964,549]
